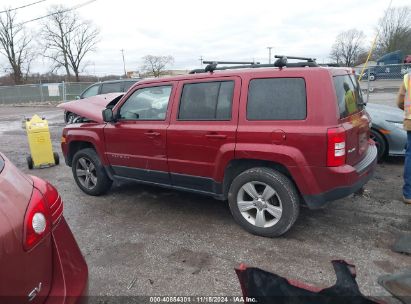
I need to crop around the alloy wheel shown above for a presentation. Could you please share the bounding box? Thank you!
[75,157,97,190]
[236,181,283,228]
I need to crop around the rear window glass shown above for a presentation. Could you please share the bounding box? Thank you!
[333,75,364,118]
[247,78,307,120]
[0,157,4,173]
[101,82,122,94]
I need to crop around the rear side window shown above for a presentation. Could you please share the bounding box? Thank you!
[0,157,4,173]
[333,75,364,118]
[247,78,307,120]
[178,81,234,120]
[101,82,122,94]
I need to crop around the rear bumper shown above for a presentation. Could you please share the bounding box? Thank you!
[302,144,377,209]
[45,218,88,304]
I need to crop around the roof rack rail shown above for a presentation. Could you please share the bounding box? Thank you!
[189,55,319,74]
[274,55,316,62]
[202,61,260,65]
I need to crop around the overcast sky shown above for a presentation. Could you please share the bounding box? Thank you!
[0,0,410,77]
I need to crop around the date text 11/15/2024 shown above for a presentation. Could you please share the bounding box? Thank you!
[149,296,257,303]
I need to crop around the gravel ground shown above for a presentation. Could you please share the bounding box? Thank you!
[0,96,410,302]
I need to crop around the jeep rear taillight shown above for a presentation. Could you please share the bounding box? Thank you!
[24,177,63,251]
[327,127,346,167]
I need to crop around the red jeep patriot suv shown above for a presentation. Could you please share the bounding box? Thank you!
[60,57,377,237]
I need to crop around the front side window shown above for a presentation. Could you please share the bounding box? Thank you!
[247,78,307,120]
[178,81,234,120]
[81,84,99,98]
[119,85,172,120]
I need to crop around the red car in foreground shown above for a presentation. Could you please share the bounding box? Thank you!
[0,153,88,303]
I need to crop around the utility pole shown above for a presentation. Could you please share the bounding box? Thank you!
[121,49,127,78]
[267,46,273,64]
[199,56,203,67]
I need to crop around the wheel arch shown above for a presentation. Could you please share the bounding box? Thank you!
[67,141,96,166]
[370,127,389,159]
[222,159,301,200]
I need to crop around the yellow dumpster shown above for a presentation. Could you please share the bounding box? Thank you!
[25,114,59,169]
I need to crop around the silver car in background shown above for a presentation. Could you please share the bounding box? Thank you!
[366,103,407,160]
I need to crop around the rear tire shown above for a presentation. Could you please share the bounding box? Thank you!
[370,129,387,162]
[228,167,300,237]
[369,74,376,81]
[53,152,60,165]
[27,156,33,170]
[72,148,112,195]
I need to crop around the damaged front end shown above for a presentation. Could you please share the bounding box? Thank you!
[58,93,123,124]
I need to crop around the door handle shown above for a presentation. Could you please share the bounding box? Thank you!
[144,131,160,137]
[205,133,227,139]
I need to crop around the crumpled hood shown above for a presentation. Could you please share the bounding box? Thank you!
[57,93,123,123]
[366,103,404,122]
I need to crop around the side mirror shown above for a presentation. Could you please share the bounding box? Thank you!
[75,96,80,100]
[102,108,114,122]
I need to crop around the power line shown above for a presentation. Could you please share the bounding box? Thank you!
[0,0,47,14]
[19,0,97,25]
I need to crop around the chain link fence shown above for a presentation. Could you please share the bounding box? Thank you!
[358,63,411,105]
[0,82,94,105]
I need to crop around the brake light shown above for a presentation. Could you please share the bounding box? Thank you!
[24,189,51,250]
[327,127,346,167]
[24,177,64,251]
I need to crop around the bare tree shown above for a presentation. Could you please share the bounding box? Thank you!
[141,55,174,77]
[0,9,36,84]
[375,6,411,57]
[41,5,99,81]
[330,29,366,67]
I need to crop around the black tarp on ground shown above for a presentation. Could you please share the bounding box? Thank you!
[235,260,384,304]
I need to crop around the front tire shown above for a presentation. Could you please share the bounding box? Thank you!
[72,148,112,195]
[228,167,300,237]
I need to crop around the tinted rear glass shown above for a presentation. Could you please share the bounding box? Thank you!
[333,75,364,118]
[247,78,307,120]
[101,82,122,94]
